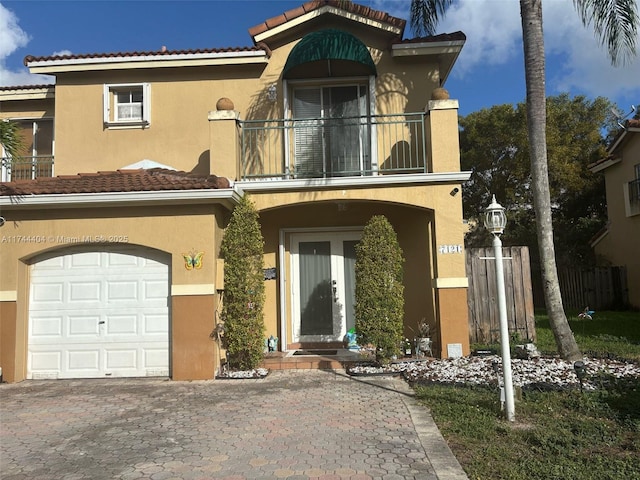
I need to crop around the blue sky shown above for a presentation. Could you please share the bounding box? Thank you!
[1,0,638,118]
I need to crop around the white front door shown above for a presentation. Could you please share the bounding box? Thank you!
[28,247,170,379]
[291,232,360,343]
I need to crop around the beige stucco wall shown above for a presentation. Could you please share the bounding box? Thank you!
[595,133,640,308]
[45,21,444,180]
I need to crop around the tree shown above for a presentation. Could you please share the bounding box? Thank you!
[409,0,637,361]
[0,120,22,160]
[461,94,612,268]
[220,195,265,370]
[355,215,405,363]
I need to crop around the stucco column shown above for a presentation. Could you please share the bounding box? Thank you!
[208,97,240,180]
[425,97,461,173]
[426,92,470,357]
[431,199,470,358]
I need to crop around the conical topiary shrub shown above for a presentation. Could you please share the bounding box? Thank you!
[355,215,405,363]
[220,195,265,370]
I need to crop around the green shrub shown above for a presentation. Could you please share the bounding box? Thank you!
[220,195,265,370]
[355,215,404,363]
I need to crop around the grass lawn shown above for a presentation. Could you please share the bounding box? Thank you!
[414,310,640,480]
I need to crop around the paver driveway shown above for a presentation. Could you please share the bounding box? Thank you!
[0,370,467,480]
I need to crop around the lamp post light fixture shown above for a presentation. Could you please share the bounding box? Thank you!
[574,360,587,392]
[484,195,516,421]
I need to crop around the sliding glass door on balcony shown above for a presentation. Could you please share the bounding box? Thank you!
[292,85,370,178]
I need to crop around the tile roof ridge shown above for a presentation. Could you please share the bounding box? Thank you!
[249,0,406,40]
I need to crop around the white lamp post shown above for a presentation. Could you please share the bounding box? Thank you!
[484,195,515,421]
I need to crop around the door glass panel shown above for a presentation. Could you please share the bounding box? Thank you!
[298,241,333,335]
[293,89,323,177]
[343,240,358,332]
[292,85,370,178]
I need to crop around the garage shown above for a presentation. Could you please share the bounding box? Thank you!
[28,247,170,379]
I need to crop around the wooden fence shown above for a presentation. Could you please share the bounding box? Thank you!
[466,247,536,344]
[557,266,628,310]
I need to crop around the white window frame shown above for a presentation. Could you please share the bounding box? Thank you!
[103,83,151,128]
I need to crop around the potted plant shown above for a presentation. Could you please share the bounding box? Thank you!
[412,319,434,358]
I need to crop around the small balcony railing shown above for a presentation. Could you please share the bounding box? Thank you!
[1,156,54,182]
[240,113,428,180]
[629,178,640,215]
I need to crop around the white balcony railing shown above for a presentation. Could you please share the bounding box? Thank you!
[240,113,428,180]
[1,156,54,182]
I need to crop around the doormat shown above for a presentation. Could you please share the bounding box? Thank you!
[292,350,338,356]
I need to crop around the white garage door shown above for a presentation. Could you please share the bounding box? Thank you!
[28,248,170,379]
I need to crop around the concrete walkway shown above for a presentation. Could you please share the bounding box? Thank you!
[0,370,468,480]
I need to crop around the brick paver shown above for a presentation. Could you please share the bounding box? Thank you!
[0,370,468,479]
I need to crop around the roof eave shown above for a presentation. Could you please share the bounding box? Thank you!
[0,86,55,101]
[252,5,403,44]
[392,40,465,85]
[607,127,640,155]
[0,188,243,210]
[26,51,269,74]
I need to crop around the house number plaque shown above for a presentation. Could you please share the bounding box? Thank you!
[438,245,463,254]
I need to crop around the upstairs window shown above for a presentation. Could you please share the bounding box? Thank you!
[103,83,150,127]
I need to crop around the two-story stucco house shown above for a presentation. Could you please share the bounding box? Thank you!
[0,1,470,383]
[589,118,640,308]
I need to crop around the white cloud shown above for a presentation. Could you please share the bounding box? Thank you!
[436,0,522,75]
[374,0,638,105]
[543,0,640,102]
[0,2,53,86]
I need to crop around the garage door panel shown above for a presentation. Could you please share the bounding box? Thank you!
[105,349,137,369]
[144,313,170,334]
[144,348,169,369]
[31,282,64,304]
[29,248,170,379]
[107,281,140,302]
[30,350,62,372]
[70,251,102,268]
[68,350,101,372]
[144,279,169,299]
[105,314,138,335]
[68,315,101,336]
[107,252,139,267]
[30,316,63,337]
[69,281,101,302]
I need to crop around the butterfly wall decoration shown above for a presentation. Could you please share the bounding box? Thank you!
[183,251,204,270]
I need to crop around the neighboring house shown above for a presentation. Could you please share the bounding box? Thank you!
[0,1,470,383]
[589,119,640,308]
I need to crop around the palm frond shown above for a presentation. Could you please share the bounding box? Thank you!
[573,0,639,66]
[410,0,454,37]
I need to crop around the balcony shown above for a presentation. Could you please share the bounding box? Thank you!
[1,156,54,182]
[239,113,428,181]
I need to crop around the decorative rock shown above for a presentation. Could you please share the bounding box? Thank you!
[216,97,234,111]
[515,343,541,359]
[431,87,450,100]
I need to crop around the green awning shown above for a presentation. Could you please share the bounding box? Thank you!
[283,29,377,78]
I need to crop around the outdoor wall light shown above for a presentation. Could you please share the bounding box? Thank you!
[484,194,507,235]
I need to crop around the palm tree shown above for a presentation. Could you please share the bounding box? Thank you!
[409,0,637,361]
[0,120,22,160]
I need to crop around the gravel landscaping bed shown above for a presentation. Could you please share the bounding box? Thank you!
[347,354,640,390]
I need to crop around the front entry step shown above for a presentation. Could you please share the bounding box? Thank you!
[260,349,362,370]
